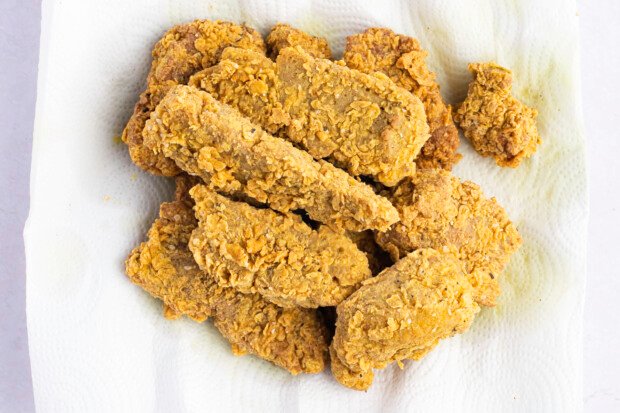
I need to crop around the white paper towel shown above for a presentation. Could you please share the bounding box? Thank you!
[25,0,587,411]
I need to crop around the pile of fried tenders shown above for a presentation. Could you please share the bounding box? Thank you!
[124,20,539,391]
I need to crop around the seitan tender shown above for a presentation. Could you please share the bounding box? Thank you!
[331,248,479,390]
[188,185,372,308]
[344,28,460,170]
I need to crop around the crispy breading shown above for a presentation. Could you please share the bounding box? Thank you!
[142,85,399,231]
[188,185,372,308]
[189,48,287,135]
[277,46,429,186]
[189,46,430,186]
[329,345,374,391]
[124,180,328,375]
[331,248,479,390]
[346,230,393,276]
[375,169,522,306]
[344,28,461,170]
[454,62,542,167]
[266,23,332,59]
[121,20,265,176]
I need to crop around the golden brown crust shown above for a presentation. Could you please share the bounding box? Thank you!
[331,248,479,390]
[121,20,265,176]
[142,85,399,232]
[375,169,523,306]
[266,23,332,59]
[125,187,328,375]
[125,201,214,322]
[189,46,429,186]
[454,62,541,167]
[329,345,374,391]
[277,46,429,186]
[189,48,286,136]
[344,28,461,171]
[188,185,372,308]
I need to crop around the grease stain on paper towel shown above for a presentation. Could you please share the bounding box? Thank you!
[516,58,557,109]
[493,238,566,329]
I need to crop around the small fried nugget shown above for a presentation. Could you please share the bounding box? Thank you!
[188,185,372,308]
[266,23,332,59]
[125,180,328,374]
[344,28,460,170]
[375,169,523,306]
[454,62,542,167]
[122,20,265,176]
[142,85,399,232]
[331,248,479,390]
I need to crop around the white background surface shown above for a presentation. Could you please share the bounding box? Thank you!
[0,0,617,411]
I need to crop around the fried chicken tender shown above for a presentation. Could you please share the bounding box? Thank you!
[142,85,399,232]
[331,248,480,390]
[121,20,265,176]
[454,62,542,167]
[375,169,523,306]
[188,185,372,308]
[124,177,328,375]
[344,28,461,171]
[266,23,332,59]
[277,46,429,186]
[189,46,430,186]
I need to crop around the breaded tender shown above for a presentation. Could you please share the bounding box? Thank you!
[344,28,460,170]
[142,85,399,232]
[190,46,430,186]
[125,179,328,374]
[266,23,332,59]
[454,62,542,167]
[375,169,522,306]
[277,46,429,186]
[122,20,265,176]
[346,230,392,276]
[331,248,479,390]
[188,185,372,308]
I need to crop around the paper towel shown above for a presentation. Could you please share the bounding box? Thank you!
[25,0,587,411]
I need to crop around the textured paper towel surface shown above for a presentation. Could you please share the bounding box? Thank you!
[25,0,586,411]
